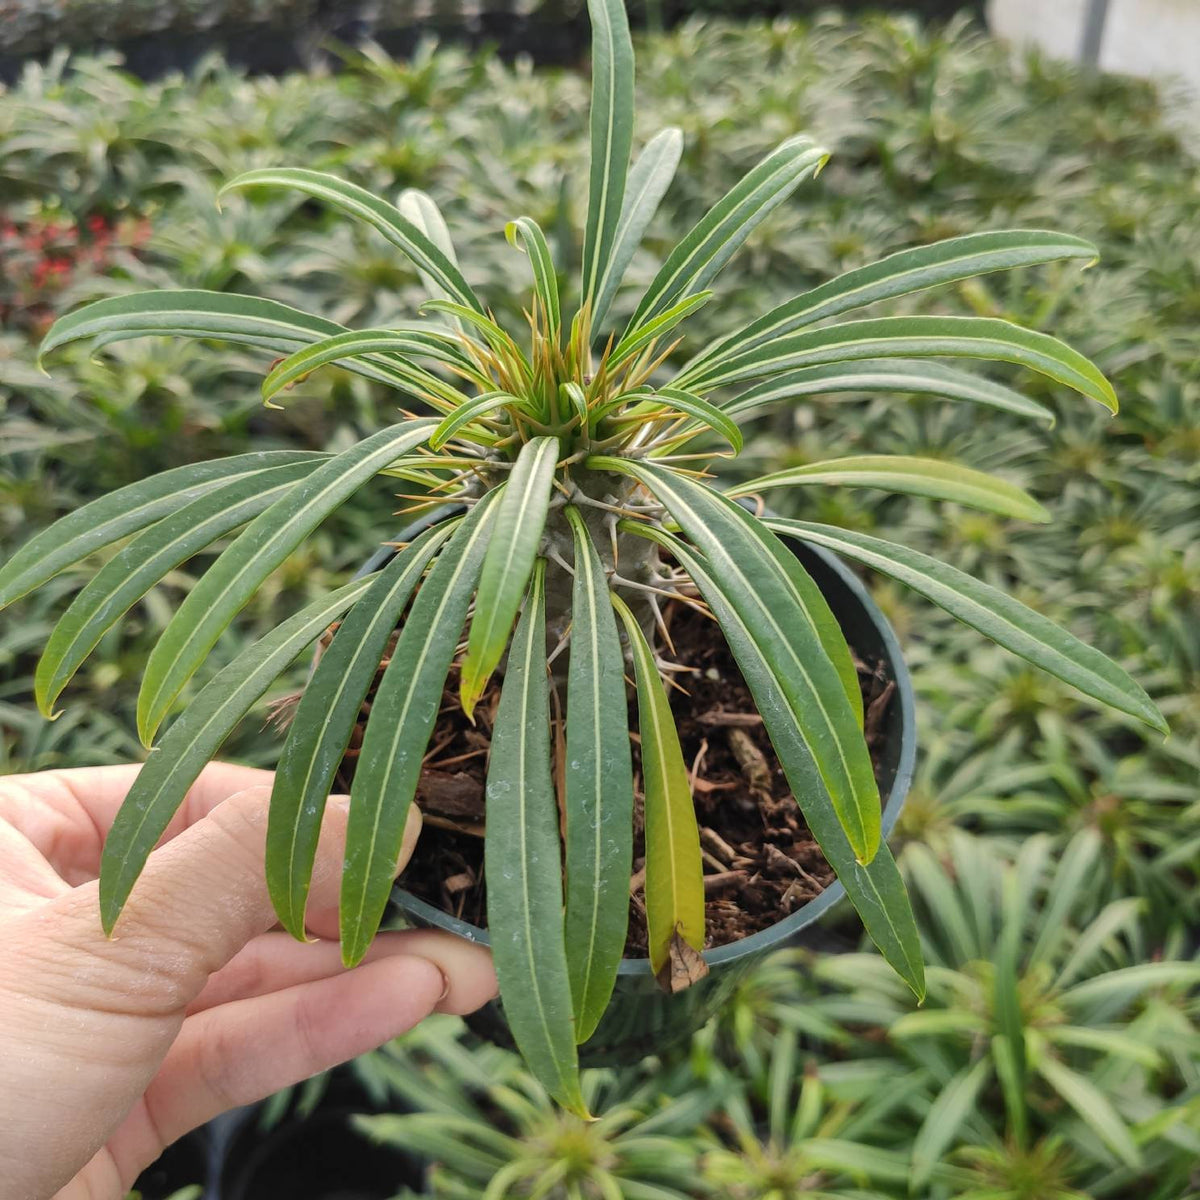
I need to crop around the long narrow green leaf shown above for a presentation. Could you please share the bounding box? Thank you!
[739,507,863,727]
[0,450,318,611]
[991,1034,1028,1148]
[507,217,561,339]
[560,381,590,429]
[460,436,559,717]
[563,506,634,1043]
[341,494,498,965]
[221,168,483,313]
[266,521,457,939]
[591,127,684,332]
[137,420,435,745]
[38,290,344,364]
[580,0,635,312]
[1048,1026,1163,1069]
[683,229,1098,379]
[421,300,533,383]
[595,458,880,862]
[624,522,924,999]
[648,476,848,728]
[623,135,828,337]
[903,842,979,962]
[358,1114,513,1175]
[485,560,586,1114]
[802,1141,935,1186]
[35,455,327,717]
[994,868,1027,1099]
[890,1010,986,1039]
[398,188,465,323]
[611,592,705,976]
[911,1059,992,1188]
[429,391,530,450]
[1055,898,1143,990]
[607,291,712,372]
[37,290,434,394]
[1035,1056,1141,1169]
[683,314,1118,413]
[98,576,372,933]
[261,329,471,411]
[705,361,1056,429]
[1059,962,1200,1009]
[648,387,744,453]
[604,458,856,717]
[613,386,743,454]
[1028,828,1101,967]
[766,520,1168,733]
[732,455,1050,523]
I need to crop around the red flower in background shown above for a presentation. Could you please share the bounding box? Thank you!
[0,210,148,335]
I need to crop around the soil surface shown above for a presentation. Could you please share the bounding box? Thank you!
[328,599,895,956]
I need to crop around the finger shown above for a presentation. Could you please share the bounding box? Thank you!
[302,796,422,934]
[0,762,274,884]
[125,788,418,987]
[24,788,421,1016]
[0,819,68,915]
[190,928,498,1017]
[364,928,498,1017]
[0,790,449,1200]
[136,955,447,1169]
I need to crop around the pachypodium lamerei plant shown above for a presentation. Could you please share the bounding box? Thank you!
[361,1017,713,1200]
[811,831,1200,1197]
[4,0,1167,1110]
[701,1029,944,1200]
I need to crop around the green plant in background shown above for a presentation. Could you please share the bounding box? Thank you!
[896,722,1200,942]
[917,727,1198,935]
[1,0,1169,1110]
[810,831,1200,1198]
[358,1016,713,1199]
[699,1028,939,1198]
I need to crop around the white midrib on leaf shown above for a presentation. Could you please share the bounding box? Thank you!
[635,622,690,943]
[513,578,577,1098]
[343,513,491,939]
[647,472,872,857]
[584,1,621,303]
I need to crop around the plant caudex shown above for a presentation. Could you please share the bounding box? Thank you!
[7,0,1166,1112]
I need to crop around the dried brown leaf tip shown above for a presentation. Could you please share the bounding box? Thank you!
[655,928,709,994]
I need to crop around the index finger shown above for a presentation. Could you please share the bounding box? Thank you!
[0,761,274,886]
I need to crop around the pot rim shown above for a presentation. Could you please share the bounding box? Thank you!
[361,503,917,975]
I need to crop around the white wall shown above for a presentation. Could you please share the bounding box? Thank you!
[1099,0,1200,92]
[987,0,1091,61]
[987,0,1200,103]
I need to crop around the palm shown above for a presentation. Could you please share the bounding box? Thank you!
[0,763,489,1199]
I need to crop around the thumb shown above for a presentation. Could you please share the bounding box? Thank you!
[32,787,420,1014]
[0,792,424,1199]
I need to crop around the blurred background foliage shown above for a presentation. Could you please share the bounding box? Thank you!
[0,1,985,72]
[1,8,1197,1197]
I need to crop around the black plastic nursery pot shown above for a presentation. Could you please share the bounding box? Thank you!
[360,506,917,1068]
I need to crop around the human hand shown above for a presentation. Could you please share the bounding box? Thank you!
[0,763,497,1200]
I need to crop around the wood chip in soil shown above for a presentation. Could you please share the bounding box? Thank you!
[332,600,894,956]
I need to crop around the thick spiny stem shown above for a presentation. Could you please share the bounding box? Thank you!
[541,468,663,684]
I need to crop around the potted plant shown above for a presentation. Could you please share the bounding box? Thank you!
[364,505,916,1069]
[4,0,1165,1113]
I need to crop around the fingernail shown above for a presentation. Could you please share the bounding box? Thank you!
[330,794,351,811]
